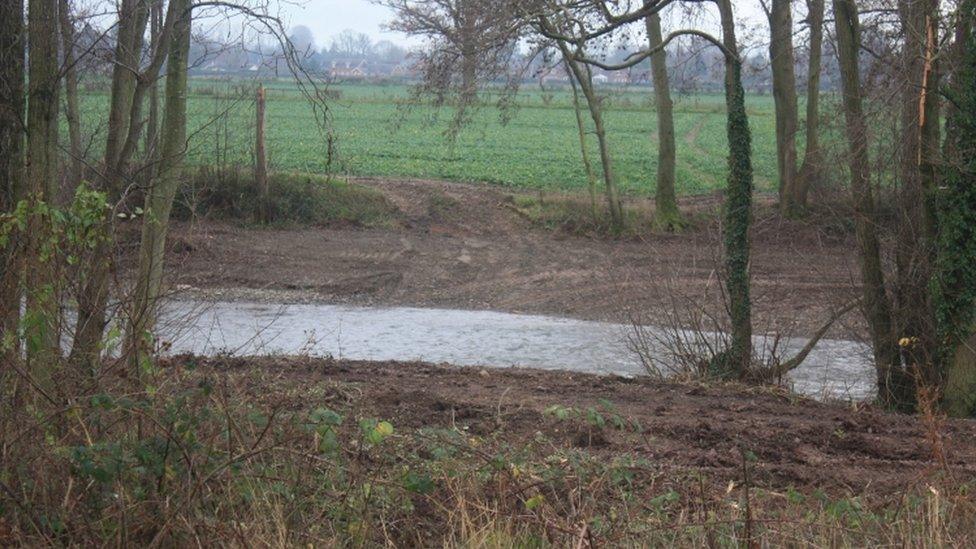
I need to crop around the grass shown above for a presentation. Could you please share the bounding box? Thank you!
[174,167,399,227]
[2,355,972,546]
[76,80,795,196]
[508,193,654,237]
[506,190,720,236]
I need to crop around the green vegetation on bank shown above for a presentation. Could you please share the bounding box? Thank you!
[77,81,786,195]
[2,357,970,546]
[174,168,398,227]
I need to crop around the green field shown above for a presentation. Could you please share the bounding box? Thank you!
[79,80,786,196]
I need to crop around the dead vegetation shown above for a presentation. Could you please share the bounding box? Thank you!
[2,356,973,546]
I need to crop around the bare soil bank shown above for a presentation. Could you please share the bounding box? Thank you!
[188,355,976,497]
[159,177,863,338]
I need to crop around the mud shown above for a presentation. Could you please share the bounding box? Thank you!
[186,356,976,497]
[158,177,864,339]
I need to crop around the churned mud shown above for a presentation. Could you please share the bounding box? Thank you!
[158,177,863,338]
[183,355,976,496]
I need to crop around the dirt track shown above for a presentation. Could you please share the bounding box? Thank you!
[162,177,864,337]
[196,356,976,496]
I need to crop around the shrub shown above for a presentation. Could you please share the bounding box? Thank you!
[175,167,398,227]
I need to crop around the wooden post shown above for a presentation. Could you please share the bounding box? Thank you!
[255,84,269,223]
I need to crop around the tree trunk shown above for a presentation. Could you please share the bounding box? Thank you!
[945,335,976,417]
[127,0,191,367]
[894,0,941,391]
[24,0,62,373]
[0,0,26,364]
[59,0,83,195]
[559,42,624,230]
[103,0,149,181]
[937,0,976,416]
[70,0,173,367]
[144,0,163,181]
[460,43,477,105]
[565,61,598,220]
[833,0,910,410]
[255,84,270,223]
[645,12,681,230]
[768,0,801,215]
[797,0,824,202]
[717,0,754,377]
[459,5,477,106]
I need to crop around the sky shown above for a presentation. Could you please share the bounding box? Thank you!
[273,0,769,52]
[275,0,417,48]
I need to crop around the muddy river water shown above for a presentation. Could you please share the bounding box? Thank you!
[158,300,876,400]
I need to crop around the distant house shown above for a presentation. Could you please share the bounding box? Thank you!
[592,73,609,85]
[390,61,418,79]
[330,59,367,79]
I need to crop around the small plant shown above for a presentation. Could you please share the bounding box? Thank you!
[544,399,642,433]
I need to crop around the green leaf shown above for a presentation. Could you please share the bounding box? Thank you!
[309,407,342,426]
[360,418,394,444]
[403,471,435,494]
[525,494,545,510]
[319,429,340,454]
[375,421,394,437]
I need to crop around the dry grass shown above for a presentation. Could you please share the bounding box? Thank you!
[1,356,973,547]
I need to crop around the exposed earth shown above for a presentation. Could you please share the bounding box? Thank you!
[188,355,976,497]
[158,177,864,338]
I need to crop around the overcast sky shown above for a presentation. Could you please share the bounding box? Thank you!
[276,0,415,47]
[273,1,769,51]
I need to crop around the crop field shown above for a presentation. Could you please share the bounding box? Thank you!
[79,80,793,196]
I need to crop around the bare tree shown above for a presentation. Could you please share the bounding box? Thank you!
[145,0,164,182]
[70,0,175,367]
[797,0,824,201]
[103,0,150,189]
[645,9,681,230]
[832,0,909,409]
[59,0,83,194]
[289,24,316,55]
[558,39,625,228]
[763,0,801,215]
[330,29,374,58]
[565,59,599,219]
[68,0,336,369]
[0,0,26,364]
[828,0,976,413]
[525,0,755,375]
[256,84,269,222]
[127,0,192,366]
[24,0,63,370]
[379,0,520,107]
[893,0,941,390]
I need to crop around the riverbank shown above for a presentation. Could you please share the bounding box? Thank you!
[7,354,971,545]
[198,356,976,494]
[151,177,864,339]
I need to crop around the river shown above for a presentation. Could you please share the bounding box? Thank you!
[156,299,877,400]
